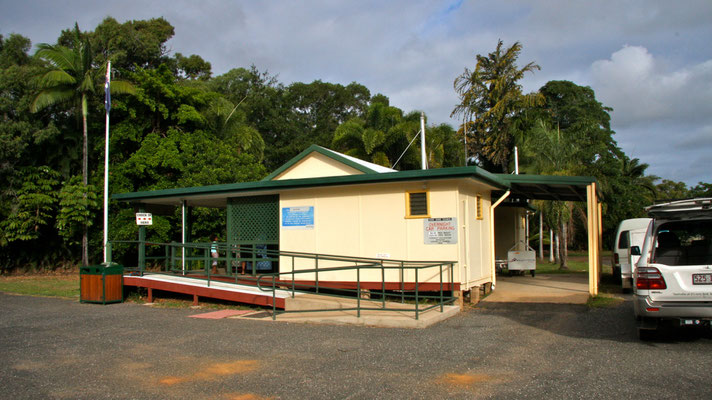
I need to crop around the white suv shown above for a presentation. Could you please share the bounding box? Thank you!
[633,198,712,340]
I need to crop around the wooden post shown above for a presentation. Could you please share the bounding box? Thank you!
[598,201,603,284]
[587,183,599,296]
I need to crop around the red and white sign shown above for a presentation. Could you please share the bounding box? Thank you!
[136,213,153,225]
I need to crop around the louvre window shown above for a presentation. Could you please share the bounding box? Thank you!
[476,195,483,220]
[406,191,429,218]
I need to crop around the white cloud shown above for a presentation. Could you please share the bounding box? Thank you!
[591,45,712,127]
[2,0,712,184]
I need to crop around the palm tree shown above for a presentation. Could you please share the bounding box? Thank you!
[452,40,542,172]
[30,23,134,265]
[204,96,265,161]
[521,120,578,270]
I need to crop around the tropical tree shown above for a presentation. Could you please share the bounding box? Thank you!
[30,23,134,265]
[452,40,542,172]
[520,120,578,269]
[656,179,690,201]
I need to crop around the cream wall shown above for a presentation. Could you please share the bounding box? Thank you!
[274,152,363,180]
[279,179,495,290]
[457,184,492,288]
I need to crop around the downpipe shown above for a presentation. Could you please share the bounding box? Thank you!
[490,190,511,291]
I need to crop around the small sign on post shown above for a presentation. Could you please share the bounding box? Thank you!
[135,213,153,226]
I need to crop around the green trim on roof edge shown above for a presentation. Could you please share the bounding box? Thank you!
[113,165,508,203]
[261,144,382,181]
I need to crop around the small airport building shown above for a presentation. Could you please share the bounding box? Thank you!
[113,145,603,303]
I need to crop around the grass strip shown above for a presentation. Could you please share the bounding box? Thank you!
[0,275,79,299]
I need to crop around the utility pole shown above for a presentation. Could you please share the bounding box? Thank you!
[420,112,427,170]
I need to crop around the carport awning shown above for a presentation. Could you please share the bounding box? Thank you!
[494,174,599,202]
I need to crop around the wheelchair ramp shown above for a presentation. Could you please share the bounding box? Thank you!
[123,273,298,308]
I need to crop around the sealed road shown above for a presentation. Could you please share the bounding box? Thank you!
[1,292,710,399]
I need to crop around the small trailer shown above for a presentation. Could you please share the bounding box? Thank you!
[505,241,537,277]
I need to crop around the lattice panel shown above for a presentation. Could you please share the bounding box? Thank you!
[227,195,279,243]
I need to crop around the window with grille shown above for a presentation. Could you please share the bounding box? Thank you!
[406,191,429,218]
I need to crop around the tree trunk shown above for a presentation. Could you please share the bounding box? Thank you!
[81,95,89,267]
[539,212,543,260]
[559,221,569,270]
[549,228,555,263]
[555,232,560,264]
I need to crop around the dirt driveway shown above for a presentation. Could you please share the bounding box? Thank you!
[483,273,590,304]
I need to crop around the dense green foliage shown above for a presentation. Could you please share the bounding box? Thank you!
[0,18,462,270]
[1,22,707,270]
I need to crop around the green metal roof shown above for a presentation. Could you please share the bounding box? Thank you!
[112,143,600,207]
[113,164,507,207]
[495,174,599,202]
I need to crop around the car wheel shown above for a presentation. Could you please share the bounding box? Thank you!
[530,270,535,277]
[612,266,621,283]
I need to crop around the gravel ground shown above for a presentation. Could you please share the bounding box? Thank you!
[1,292,711,400]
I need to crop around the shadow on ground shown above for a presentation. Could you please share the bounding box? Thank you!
[473,300,712,344]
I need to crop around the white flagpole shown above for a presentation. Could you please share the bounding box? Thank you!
[103,61,111,263]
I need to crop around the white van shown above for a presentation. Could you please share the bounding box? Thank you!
[612,218,652,291]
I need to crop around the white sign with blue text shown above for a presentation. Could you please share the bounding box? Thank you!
[282,206,314,229]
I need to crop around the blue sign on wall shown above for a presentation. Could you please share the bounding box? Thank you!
[282,206,314,229]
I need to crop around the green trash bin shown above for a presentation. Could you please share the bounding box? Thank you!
[80,263,124,304]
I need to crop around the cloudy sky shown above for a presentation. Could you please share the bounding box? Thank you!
[2,0,711,185]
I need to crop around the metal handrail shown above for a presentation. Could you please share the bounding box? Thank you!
[109,240,457,320]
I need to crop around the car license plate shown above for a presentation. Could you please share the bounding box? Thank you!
[692,273,712,285]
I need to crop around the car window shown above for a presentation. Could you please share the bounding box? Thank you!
[617,230,630,249]
[652,219,712,266]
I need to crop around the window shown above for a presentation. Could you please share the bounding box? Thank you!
[653,220,712,266]
[618,231,630,249]
[476,195,483,220]
[406,191,429,218]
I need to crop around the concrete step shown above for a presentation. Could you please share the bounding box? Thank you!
[284,293,431,311]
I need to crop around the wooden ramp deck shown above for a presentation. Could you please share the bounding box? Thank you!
[123,273,299,308]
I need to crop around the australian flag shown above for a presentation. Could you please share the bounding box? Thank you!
[104,66,111,113]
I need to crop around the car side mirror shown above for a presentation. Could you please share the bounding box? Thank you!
[630,246,641,256]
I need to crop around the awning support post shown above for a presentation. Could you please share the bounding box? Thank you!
[587,183,600,296]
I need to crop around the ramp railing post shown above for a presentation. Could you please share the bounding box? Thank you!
[205,246,211,287]
[381,260,385,309]
[440,263,444,312]
[272,275,277,320]
[164,245,169,272]
[415,268,419,320]
[291,255,295,298]
[170,243,176,273]
[450,262,454,305]
[400,261,405,303]
[357,267,361,318]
